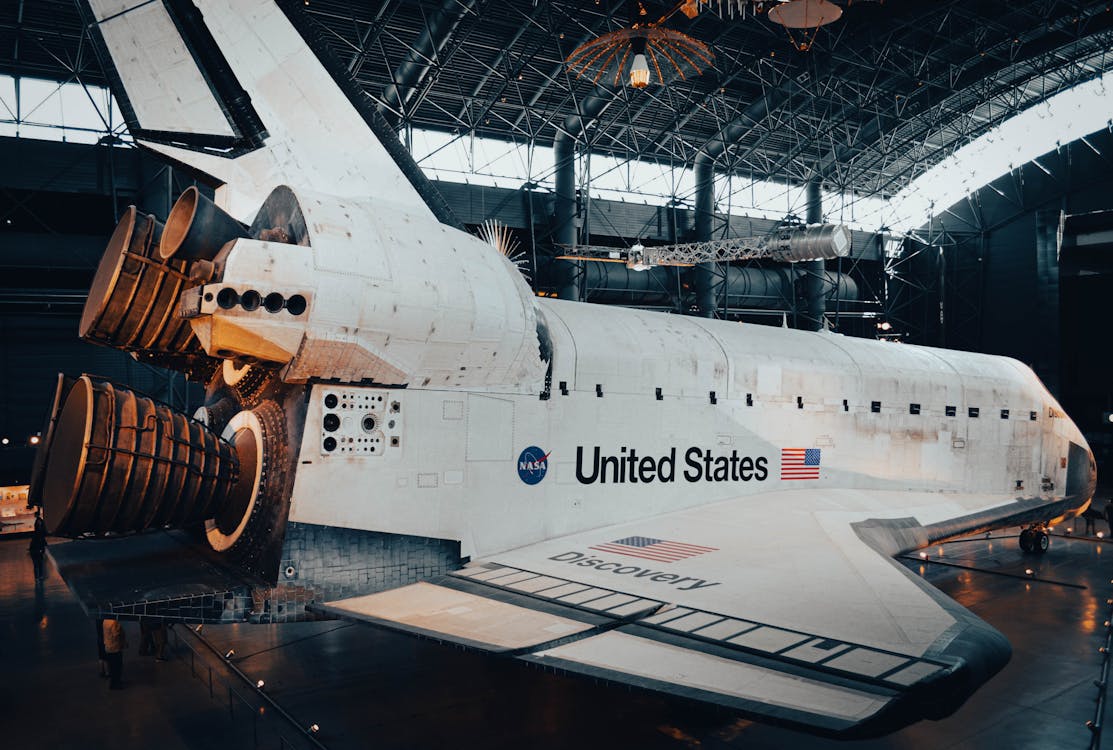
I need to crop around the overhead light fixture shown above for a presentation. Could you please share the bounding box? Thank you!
[768,0,842,28]
[630,46,650,89]
[768,0,843,51]
[566,26,713,90]
[696,1,867,52]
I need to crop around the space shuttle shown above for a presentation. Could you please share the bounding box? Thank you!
[31,0,1096,738]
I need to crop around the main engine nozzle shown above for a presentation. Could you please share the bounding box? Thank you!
[160,186,249,261]
[80,206,204,363]
[38,375,255,538]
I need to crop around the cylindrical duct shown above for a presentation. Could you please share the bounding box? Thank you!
[41,375,246,538]
[720,267,795,308]
[799,178,825,331]
[584,263,675,306]
[693,155,716,318]
[160,186,249,261]
[816,270,858,303]
[577,264,859,310]
[771,224,852,262]
[80,207,203,357]
[553,133,582,301]
[717,268,857,308]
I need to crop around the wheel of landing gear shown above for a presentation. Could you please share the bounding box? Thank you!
[1019,528,1034,552]
[1033,530,1049,554]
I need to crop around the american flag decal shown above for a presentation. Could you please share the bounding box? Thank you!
[781,447,821,480]
[589,536,718,563]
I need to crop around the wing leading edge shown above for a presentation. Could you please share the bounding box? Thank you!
[319,488,1022,737]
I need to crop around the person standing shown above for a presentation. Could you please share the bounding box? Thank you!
[28,509,46,581]
[150,621,168,662]
[95,619,109,678]
[103,618,128,690]
[139,619,153,656]
[1084,507,1098,535]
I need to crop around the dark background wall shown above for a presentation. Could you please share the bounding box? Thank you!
[0,316,193,484]
[0,138,200,484]
[919,125,1113,468]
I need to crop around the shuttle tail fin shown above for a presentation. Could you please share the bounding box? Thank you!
[79,0,460,225]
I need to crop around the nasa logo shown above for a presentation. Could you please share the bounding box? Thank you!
[517,446,550,485]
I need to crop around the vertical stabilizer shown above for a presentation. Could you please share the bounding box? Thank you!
[81,0,453,222]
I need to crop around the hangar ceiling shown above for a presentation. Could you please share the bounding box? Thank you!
[2,1,1111,200]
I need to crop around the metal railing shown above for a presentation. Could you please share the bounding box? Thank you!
[169,624,327,750]
[1090,581,1113,750]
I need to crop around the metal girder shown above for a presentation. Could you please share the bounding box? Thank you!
[559,223,851,270]
[379,0,480,125]
[812,6,1113,190]
[6,0,1113,203]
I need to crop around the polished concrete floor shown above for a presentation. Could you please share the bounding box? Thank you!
[2,526,1110,749]
[0,538,239,750]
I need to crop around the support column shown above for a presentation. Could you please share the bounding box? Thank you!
[693,155,716,317]
[1034,209,1061,396]
[553,132,581,301]
[549,88,617,301]
[799,178,825,331]
[379,0,477,127]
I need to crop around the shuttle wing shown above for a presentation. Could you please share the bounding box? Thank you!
[318,488,1017,737]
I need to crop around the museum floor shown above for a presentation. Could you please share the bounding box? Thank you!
[1,520,1109,750]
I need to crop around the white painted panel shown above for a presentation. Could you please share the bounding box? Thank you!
[729,626,809,652]
[505,575,565,593]
[537,632,889,722]
[90,0,235,137]
[327,583,592,650]
[825,649,908,678]
[663,611,725,633]
[886,661,943,686]
[695,618,756,641]
[466,395,514,461]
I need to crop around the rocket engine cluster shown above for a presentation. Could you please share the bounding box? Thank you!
[29,185,546,570]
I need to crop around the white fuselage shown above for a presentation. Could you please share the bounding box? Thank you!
[285,297,1091,559]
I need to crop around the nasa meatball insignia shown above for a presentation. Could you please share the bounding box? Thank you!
[517,446,550,485]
